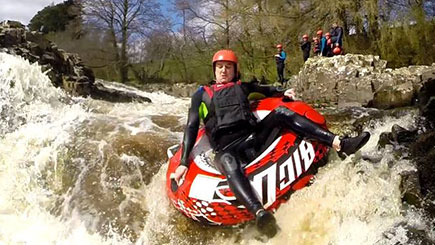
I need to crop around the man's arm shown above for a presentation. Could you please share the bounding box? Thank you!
[179,89,202,167]
[244,82,285,97]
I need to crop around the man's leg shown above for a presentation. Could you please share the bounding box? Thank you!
[277,63,284,84]
[214,151,262,214]
[214,150,278,237]
[257,106,370,154]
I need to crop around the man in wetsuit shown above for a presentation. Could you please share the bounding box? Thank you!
[171,49,370,238]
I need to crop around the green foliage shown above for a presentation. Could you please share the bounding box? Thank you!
[378,9,435,68]
[38,0,435,84]
[46,23,119,81]
[29,0,78,33]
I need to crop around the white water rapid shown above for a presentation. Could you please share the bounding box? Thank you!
[0,53,433,244]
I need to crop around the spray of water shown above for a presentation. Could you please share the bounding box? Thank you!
[0,53,433,244]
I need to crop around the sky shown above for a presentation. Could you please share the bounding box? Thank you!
[0,0,65,25]
[0,0,179,26]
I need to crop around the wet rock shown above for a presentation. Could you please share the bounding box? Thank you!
[391,124,418,144]
[410,132,435,197]
[90,80,151,103]
[378,132,394,148]
[140,82,200,98]
[384,223,434,245]
[0,20,147,103]
[400,170,423,208]
[0,21,95,95]
[416,73,435,125]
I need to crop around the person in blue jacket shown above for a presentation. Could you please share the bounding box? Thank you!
[319,30,328,56]
[274,44,286,85]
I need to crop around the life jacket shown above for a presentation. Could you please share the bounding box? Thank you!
[202,81,257,143]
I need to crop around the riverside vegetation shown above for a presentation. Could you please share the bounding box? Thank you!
[27,0,435,85]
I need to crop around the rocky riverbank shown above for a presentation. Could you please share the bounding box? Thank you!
[295,54,435,109]
[0,20,151,103]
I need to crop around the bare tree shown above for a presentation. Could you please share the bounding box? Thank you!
[179,0,239,48]
[84,0,161,83]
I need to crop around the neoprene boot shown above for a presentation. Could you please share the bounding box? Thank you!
[339,132,371,155]
[256,209,278,238]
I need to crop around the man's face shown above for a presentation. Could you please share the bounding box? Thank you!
[332,23,337,28]
[215,61,235,84]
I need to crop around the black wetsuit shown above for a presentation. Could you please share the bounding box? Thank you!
[180,81,336,214]
[324,40,333,57]
[301,40,311,62]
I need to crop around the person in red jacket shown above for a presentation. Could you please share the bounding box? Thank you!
[171,49,370,238]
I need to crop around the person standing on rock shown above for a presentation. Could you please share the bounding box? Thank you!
[171,49,371,238]
[313,36,321,56]
[300,34,311,62]
[318,30,327,57]
[274,44,287,85]
[323,32,333,57]
[330,22,344,48]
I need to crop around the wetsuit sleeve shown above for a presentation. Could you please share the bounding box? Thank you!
[243,82,285,97]
[179,88,203,167]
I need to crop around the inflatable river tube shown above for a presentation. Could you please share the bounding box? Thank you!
[166,97,330,225]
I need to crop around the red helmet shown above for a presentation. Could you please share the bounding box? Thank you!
[212,49,239,79]
[325,32,331,37]
[333,46,341,55]
[316,30,323,36]
[212,49,238,65]
[276,44,283,48]
[302,34,309,39]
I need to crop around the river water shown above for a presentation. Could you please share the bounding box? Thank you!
[0,53,433,244]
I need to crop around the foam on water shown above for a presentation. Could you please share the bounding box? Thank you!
[0,53,183,244]
[0,53,120,244]
[0,52,433,244]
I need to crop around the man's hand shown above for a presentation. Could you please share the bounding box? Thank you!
[170,165,188,186]
[284,88,296,100]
